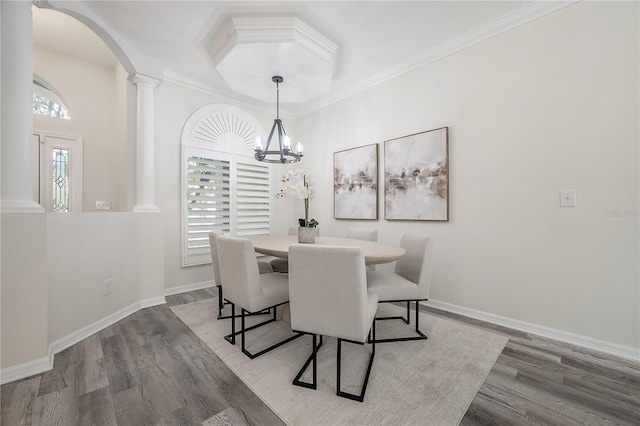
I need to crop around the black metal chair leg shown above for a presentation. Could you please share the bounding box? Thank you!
[224,303,236,345]
[218,286,224,314]
[241,309,303,359]
[293,334,323,390]
[336,322,375,402]
[235,305,303,359]
[224,304,279,345]
[370,300,428,343]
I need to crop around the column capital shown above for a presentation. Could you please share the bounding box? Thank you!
[32,1,51,8]
[132,74,161,88]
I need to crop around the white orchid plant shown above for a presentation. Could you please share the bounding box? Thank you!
[276,169,319,228]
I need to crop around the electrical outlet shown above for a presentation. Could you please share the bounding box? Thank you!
[96,200,112,210]
[103,279,112,295]
[559,190,577,207]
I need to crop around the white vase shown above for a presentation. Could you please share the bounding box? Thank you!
[297,226,316,243]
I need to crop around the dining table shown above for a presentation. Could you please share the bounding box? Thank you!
[247,234,405,324]
[249,235,406,265]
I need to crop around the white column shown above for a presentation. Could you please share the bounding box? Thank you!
[132,74,160,212]
[1,1,44,212]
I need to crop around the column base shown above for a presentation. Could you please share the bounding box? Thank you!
[0,200,45,213]
[133,204,161,213]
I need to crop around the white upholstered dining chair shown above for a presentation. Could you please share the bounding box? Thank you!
[270,226,319,273]
[346,228,378,271]
[366,233,434,343]
[216,236,302,359]
[289,244,378,402]
[209,231,273,319]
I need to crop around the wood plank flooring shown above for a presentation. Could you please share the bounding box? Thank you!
[424,306,640,426]
[1,289,283,426]
[2,288,639,425]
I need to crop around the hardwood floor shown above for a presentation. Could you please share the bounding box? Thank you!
[1,289,283,426]
[2,288,639,425]
[424,306,640,426]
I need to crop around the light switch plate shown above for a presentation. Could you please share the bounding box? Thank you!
[560,190,576,207]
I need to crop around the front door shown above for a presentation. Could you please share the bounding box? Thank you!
[34,132,83,212]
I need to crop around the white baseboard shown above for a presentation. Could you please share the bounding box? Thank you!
[0,354,52,385]
[49,296,166,356]
[1,296,168,385]
[140,296,168,309]
[424,299,640,362]
[164,280,216,296]
[7,289,635,385]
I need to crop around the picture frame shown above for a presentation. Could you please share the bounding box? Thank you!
[333,143,378,220]
[384,127,449,221]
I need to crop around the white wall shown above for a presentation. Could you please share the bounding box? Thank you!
[48,213,135,341]
[33,46,128,212]
[1,214,48,369]
[155,82,275,291]
[0,210,165,380]
[292,1,639,349]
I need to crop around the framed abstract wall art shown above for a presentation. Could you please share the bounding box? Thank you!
[333,143,378,220]
[384,127,449,221]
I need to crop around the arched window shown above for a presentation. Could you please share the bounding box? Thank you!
[180,104,272,266]
[32,79,70,119]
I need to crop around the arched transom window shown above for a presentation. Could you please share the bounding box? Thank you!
[33,80,70,119]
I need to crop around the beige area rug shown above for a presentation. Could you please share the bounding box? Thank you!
[171,298,508,426]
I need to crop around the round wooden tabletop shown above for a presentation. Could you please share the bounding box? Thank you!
[248,235,405,265]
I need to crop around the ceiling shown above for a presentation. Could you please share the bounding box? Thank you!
[33,1,567,117]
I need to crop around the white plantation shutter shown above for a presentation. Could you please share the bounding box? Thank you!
[184,155,231,264]
[182,148,272,266]
[235,161,271,237]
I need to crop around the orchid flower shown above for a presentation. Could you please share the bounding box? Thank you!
[275,169,318,227]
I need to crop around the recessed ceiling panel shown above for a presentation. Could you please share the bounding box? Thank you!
[210,16,338,102]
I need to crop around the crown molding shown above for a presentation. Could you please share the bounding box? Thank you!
[164,70,225,98]
[209,15,337,103]
[165,1,577,119]
[212,16,338,65]
[163,70,295,120]
[294,0,578,118]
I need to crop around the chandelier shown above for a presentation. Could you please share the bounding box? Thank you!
[255,76,303,163]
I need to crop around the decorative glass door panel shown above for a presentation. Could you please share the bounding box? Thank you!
[52,148,70,212]
[35,133,83,212]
